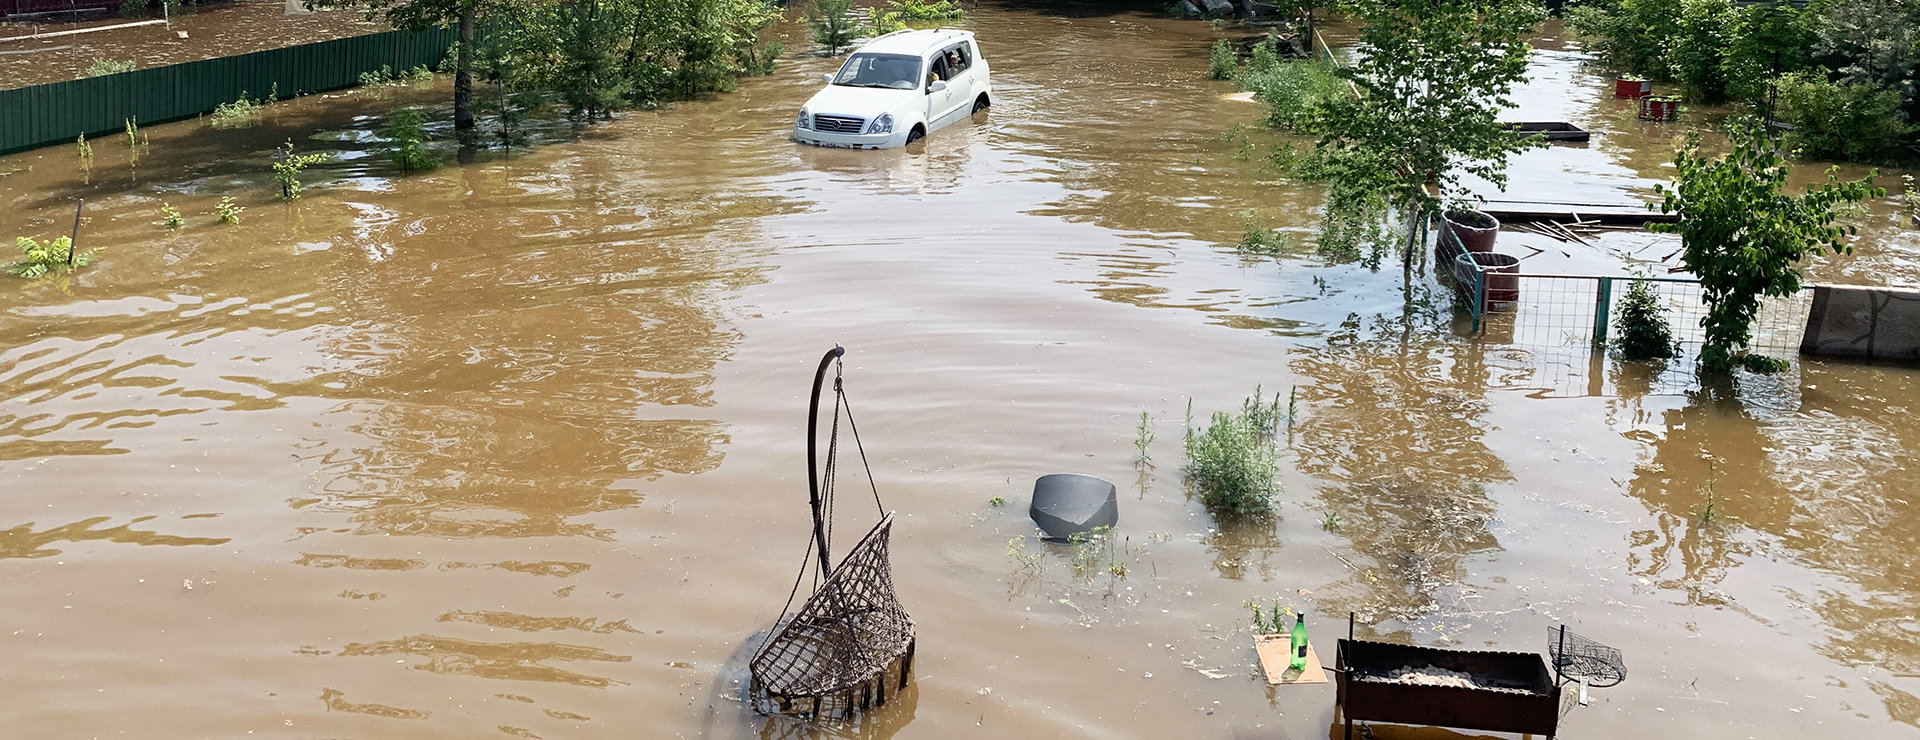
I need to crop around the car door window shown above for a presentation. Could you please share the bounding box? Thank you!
[927,56,951,88]
[943,45,969,76]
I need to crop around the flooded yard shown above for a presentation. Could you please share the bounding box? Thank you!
[2,3,1919,738]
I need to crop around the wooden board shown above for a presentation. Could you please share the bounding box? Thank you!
[1253,634,1329,685]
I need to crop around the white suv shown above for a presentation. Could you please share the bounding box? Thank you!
[794,29,992,150]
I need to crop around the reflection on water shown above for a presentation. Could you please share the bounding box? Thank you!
[0,515,230,559]
[337,634,634,687]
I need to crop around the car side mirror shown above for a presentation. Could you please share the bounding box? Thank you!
[927,80,949,93]
[822,73,835,84]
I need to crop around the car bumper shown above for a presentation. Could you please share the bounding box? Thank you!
[794,127,904,150]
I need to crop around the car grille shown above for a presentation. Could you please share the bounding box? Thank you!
[811,115,865,134]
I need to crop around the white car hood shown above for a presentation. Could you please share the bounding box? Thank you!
[804,84,918,118]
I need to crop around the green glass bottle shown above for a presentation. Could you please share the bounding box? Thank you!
[1289,611,1309,670]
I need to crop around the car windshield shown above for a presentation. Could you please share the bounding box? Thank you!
[831,53,922,90]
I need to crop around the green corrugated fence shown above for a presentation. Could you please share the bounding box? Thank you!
[0,27,454,154]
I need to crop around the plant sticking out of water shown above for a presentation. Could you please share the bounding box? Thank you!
[359,65,396,87]
[1007,536,1043,572]
[1209,39,1237,80]
[81,58,136,78]
[1698,459,1719,525]
[988,496,1007,507]
[9,236,99,278]
[1247,597,1293,634]
[1184,387,1283,517]
[123,117,140,148]
[383,107,440,173]
[1236,210,1293,255]
[215,196,243,225]
[76,133,93,161]
[1321,511,1339,531]
[1612,276,1678,361]
[1135,410,1155,465]
[209,92,265,127]
[159,203,184,229]
[889,0,963,21]
[1068,525,1126,578]
[271,140,330,200]
[400,65,435,84]
[1902,174,1917,229]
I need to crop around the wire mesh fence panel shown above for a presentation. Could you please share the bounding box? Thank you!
[1461,273,1816,397]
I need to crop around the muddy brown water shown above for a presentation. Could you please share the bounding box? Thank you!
[3,5,1920,739]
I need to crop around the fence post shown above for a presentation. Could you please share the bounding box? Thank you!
[1592,277,1613,348]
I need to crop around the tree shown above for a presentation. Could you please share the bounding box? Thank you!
[311,0,484,132]
[1650,120,1882,373]
[1298,0,1545,271]
[808,0,861,55]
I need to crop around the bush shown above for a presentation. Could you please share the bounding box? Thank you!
[10,236,99,278]
[80,58,136,78]
[1236,210,1293,255]
[808,0,862,55]
[208,92,264,127]
[215,197,243,224]
[1241,59,1343,133]
[359,65,396,87]
[1183,389,1283,518]
[1209,40,1236,80]
[890,0,962,21]
[1612,278,1678,360]
[117,0,145,17]
[383,107,439,173]
[271,140,330,200]
[1775,72,1914,162]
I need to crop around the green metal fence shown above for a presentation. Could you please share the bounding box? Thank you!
[0,27,454,154]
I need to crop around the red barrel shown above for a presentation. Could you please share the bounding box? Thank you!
[1614,77,1652,98]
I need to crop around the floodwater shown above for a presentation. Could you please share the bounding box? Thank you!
[3,4,1919,739]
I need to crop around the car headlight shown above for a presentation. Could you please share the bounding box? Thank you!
[866,113,893,135]
[796,110,810,131]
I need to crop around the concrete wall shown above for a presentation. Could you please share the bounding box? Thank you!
[1800,284,1920,362]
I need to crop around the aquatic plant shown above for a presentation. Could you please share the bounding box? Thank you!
[209,92,264,127]
[81,58,136,78]
[10,236,99,278]
[271,140,330,200]
[382,107,439,173]
[1612,277,1679,361]
[1236,210,1293,255]
[160,203,184,229]
[215,196,243,224]
[1183,388,1283,517]
[1209,40,1236,80]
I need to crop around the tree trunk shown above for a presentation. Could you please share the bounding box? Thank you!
[454,0,476,132]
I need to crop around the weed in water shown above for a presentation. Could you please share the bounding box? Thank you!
[271,140,330,200]
[1612,277,1678,361]
[1067,526,1124,579]
[1699,460,1718,525]
[1209,39,1236,80]
[1007,536,1042,571]
[359,65,396,87]
[1287,385,1298,429]
[1236,210,1292,255]
[215,197,243,225]
[383,107,440,173]
[1135,410,1155,464]
[81,58,136,78]
[209,93,264,127]
[10,236,99,278]
[1247,598,1293,634]
[159,203,183,229]
[1184,387,1283,517]
[988,496,1007,507]
[76,133,93,160]
[400,64,434,83]
[1902,174,1917,229]
[123,117,140,148]
[1321,511,1338,531]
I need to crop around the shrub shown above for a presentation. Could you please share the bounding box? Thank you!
[1183,388,1283,518]
[890,0,962,21]
[1612,277,1678,360]
[215,197,243,224]
[1236,210,1293,255]
[10,236,99,278]
[1241,59,1343,133]
[80,58,136,78]
[359,65,396,87]
[400,64,434,84]
[808,0,862,55]
[160,203,184,229]
[270,140,330,200]
[209,92,264,127]
[1775,72,1914,163]
[1209,40,1236,80]
[383,107,439,173]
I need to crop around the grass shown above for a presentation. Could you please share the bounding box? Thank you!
[215,197,243,225]
[209,92,265,127]
[10,236,99,278]
[1236,210,1293,255]
[81,58,136,78]
[1184,387,1284,517]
